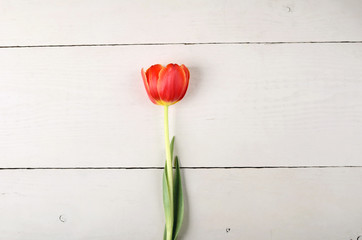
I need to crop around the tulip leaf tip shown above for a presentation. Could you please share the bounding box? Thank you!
[170,136,175,163]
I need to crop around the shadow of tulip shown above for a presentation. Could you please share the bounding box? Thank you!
[182,65,202,105]
[176,157,190,240]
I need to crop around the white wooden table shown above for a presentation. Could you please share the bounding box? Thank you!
[0,0,362,239]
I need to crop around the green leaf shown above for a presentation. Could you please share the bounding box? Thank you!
[163,226,167,240]
[170,136,175,162]
[172,156,184,240]
[163,161,172,240]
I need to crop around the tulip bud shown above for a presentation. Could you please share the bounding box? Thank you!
[141,63,190,106]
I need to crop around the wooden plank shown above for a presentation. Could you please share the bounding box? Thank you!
[0,0,362,46]
[1,44,362,167]
[0,168,361,239]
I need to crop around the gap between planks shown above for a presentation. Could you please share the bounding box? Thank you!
[1,40,362,49]
[0,166,361,170]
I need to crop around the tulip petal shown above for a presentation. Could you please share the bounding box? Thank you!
[181,64,189,81]
[157,64,187,105]
[146,64,163,102]
[141,68,158,104]
[177,65,190,101]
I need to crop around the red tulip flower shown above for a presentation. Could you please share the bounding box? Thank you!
[141,63,189,240]
[142,64,190,106]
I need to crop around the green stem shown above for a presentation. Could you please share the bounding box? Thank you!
[164,105,173,240]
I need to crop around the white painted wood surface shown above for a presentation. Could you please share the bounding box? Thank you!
[0,0,362,46]
[0,169,361,240]
[1,0,362,239]
[1,44,362,167]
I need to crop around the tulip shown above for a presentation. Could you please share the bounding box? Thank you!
[141,63,188,240]
[141,63,189,106]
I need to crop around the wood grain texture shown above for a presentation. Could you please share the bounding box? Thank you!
[1,44,362,167]
[0,168,361,239]
[0,0,362,46]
